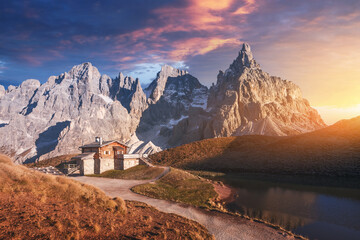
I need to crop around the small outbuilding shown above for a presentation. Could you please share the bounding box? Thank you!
[72,137,142,175]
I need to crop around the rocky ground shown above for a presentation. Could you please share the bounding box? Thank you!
[30,166,64,175]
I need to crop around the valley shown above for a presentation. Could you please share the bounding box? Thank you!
[1,1,359,239]
[1,44,358,240]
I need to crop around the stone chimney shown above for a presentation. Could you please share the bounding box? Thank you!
[95,136,103,145]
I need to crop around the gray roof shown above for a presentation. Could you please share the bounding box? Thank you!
[79,140,128,148]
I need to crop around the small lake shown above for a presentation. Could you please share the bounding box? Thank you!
[215,174,360,240]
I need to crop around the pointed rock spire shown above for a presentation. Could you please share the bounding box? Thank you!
[226,43,259,75]
[241,42,251,52]
[0,85,5,98]
[240,42,253,62]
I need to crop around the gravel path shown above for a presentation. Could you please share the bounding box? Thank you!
[72,168,293,240]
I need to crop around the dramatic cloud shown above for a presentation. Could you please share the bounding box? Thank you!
[0,0,359,122]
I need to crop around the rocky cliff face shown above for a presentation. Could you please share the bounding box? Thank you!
[0,43,325,163]
[168,43,325,145]
[0,85,5,98]
[135,65,208,149]
[0,63,133,163]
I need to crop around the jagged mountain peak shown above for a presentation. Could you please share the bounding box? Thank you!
[67,62,101,83]
[0,44,326,164]
[69,62,94,74]
[160,64,188,76]
[146,65,191,104]
[119,75,137,89]
[226,43,259,75]
[0,84,5,98]
[118,72,125,80]
[20,79,41,88]
[241,42,252,52]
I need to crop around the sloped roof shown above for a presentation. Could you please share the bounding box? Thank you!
[79,140,128,148]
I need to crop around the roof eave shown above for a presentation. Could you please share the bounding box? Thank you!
[79,140,129,148]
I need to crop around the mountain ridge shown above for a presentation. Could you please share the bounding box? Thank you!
[0,43,326,163]
[149,116,360,176]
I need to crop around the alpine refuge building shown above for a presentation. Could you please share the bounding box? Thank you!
[72,137,143,175]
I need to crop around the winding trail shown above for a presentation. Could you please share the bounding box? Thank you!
[72,167,293,240]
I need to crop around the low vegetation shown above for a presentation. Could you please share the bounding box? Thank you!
[132,168,218,208]
[88,165,164,180]
[150,116,360,176]
[25,154,77,169]
[0,154,213,239]
[188,170,226,178]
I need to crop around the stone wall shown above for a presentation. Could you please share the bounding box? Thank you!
[78,159,95,175]
[99,158,114,173]
[80,155,140,174]
[123,158,139,170]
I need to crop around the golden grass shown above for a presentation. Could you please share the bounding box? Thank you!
[0,154,126,212]
[0,154,214,239]
[25,154,77,168]
[150,116,360,176]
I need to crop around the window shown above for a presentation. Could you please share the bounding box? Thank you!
[116,150,123,154]
[103,150,110,155]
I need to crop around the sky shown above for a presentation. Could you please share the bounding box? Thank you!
[0,0,359,124]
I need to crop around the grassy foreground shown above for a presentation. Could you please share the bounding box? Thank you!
[132,168,218,208]
[0,154,213,239]
[88,165,164,180]
[150,116,360,176]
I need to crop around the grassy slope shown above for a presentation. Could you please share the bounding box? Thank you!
[132,168,218,208]
[25,154,77,168]
[0,155,213,239]
[89,165,164,180]
[150,116,360,176]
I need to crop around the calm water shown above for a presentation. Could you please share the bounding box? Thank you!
[216,174,360,240]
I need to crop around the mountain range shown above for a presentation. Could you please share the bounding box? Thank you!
[0,43,325,163]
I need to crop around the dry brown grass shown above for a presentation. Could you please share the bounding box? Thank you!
[0,154,214,239]
[150,116,360,176]
[25,154,77,168]
[89,165,164,180]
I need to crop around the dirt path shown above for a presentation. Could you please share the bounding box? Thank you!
[72,169,293,240]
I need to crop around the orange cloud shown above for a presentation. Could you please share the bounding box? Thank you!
[108,0,245,66]
[193,0,233,11]
[153,6,225,32]
[119,56,134,62]
[169,37,241,60]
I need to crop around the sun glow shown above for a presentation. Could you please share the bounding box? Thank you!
[314,104,360,125]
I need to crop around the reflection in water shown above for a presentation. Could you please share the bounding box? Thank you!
[218,174,360,240]
[227,187,316,230]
